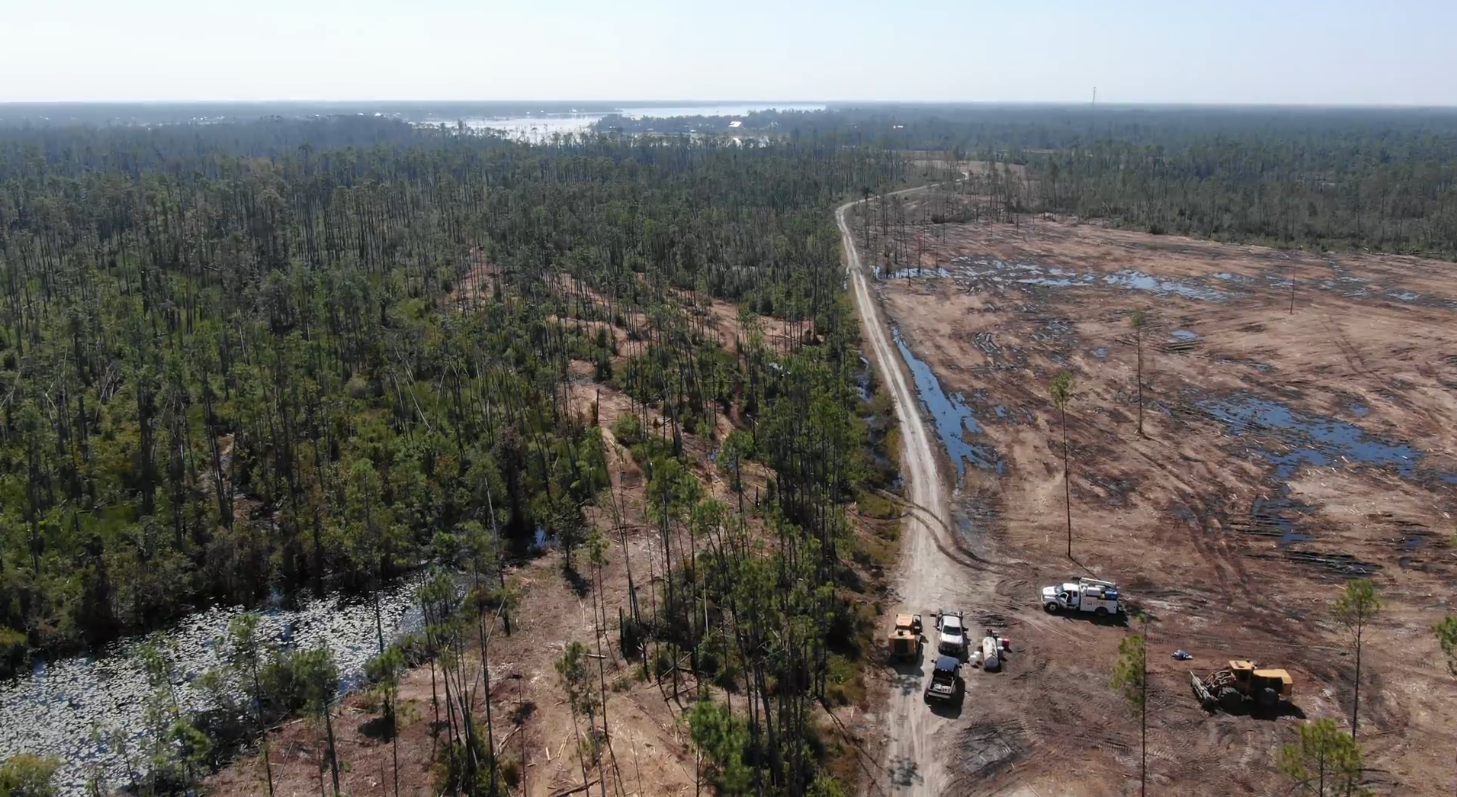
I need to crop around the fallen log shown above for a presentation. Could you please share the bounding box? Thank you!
[549,779,600,797]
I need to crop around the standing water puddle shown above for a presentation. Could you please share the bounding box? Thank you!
[936,255,1457,310]
[1196,393,1444,558]
[1398,535,1428,569]
[0,574,435,795]
[892,328,1000,482]
[876,266,952,280]
[1197,394,1421,480]
[1101,271,1226,301]
[855,356,876,401]
[954,257,1229,301]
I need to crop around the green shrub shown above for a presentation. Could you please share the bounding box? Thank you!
[653,646,676,681]
[496,756,522,789]
[824,654,865,707]
[612,413,643,447]
[0,755,60,797]
[0,628,27,678]
[258,647,340,720]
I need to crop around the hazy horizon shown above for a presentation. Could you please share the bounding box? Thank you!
[4,100,1457,111]
[5,0,1455,106]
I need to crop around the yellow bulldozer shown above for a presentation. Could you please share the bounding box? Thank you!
[887,613,923,662]
[1191,659,1293,712]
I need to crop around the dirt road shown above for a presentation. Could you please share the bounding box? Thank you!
[838,191,963,796]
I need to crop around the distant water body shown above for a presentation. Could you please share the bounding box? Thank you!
[420,103,825,139]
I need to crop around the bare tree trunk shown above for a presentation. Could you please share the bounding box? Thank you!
[1351,625,1362,740]
[1141,616,1148,797]
[1062,406,1072,558]
[323,699,341,796]
[251,659,277,797]
[1135,327,1144,436]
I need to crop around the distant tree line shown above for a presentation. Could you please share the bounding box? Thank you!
[713,106,1457,256]
[0,101,632,128]
[1028,133,1457,254]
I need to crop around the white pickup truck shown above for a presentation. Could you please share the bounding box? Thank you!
[1041,577,1123,617]
[935,610,968,658]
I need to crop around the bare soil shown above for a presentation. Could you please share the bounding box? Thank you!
[209,354,721,797]
[209,290,884,796]
[208,406,703,797]
[863,202,1457,796]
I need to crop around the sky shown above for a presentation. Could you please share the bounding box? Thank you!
[3,0,1455,105]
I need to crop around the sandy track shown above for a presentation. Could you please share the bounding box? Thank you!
[838,190,960,797]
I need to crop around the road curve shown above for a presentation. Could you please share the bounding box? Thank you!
[836,189,954,797]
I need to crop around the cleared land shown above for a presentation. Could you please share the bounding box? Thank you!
[857,195,1457,796]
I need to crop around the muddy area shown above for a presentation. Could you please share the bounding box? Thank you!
[860,196,1457,796]
[893,327,1001,481]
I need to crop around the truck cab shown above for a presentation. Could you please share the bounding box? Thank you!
[1041,578,1122,616]
[924,655,964,704]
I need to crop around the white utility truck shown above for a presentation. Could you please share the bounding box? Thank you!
[1041,577,1123,616]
